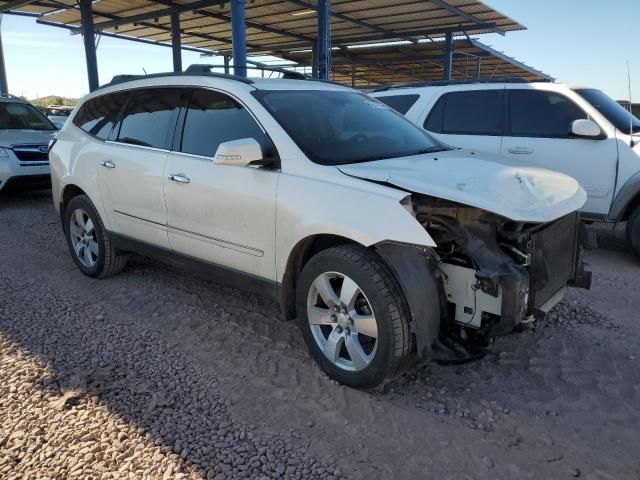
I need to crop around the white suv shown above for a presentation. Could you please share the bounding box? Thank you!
[50,69,590,388]
[371,80,640,257]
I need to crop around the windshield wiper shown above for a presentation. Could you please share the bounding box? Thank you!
[414,146,451,154]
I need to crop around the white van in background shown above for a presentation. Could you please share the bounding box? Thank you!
[371,80,640,257]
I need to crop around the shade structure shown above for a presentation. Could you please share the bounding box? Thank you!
[3,0,524,56]
[283,38,553,87]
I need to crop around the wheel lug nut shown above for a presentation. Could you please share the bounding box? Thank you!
[331,314,337,321]
[336,326,343,333]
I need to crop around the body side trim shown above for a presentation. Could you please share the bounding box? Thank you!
[111,232,277,299]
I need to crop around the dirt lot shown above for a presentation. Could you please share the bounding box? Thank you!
[1,189,639,480]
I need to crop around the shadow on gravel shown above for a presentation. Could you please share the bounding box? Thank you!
[0,191,343,480]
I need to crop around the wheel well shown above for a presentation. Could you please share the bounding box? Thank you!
[621,192,640,222]
[60,185,87,218]
[279,234,358,320]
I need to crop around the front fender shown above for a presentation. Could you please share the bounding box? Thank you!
[275,174,435,281]
[609,170,640,221]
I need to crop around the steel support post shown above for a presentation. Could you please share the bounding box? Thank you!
[316,0,331,80]
[443,31,453,80]
[231,0,247,77]
[0,15,8,95]
[79,0,99,91]
[170,9,182,72]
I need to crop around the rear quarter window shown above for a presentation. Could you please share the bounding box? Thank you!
[73,92,130,140]
[375,94,420,115]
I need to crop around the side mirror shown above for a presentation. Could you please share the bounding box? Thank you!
[571,119,602,139]
[213,138,271,167]
[53,121,64,130]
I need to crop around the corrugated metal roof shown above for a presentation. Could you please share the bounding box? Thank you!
[282,38,552,86]
[3,0,525,55]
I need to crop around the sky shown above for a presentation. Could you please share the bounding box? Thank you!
[1,0,638,101]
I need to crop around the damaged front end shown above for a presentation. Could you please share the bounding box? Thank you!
[413,194,591,342]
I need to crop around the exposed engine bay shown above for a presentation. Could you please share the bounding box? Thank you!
[411,193,591,341]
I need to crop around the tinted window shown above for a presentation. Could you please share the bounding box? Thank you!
[376,94,420,115]
[509,90,587,138]
[117,88,183,149]
[575,88,640,134]
[425,90,503,135]
[255,90,447,166]
[180,89,266,157]
[73,92,129,139]
[0,102,55,131]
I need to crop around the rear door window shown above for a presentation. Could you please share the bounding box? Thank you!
[179,89,266,158]
[73,92,130,140]
[508,90,587,138]
[375,94,420,115]
[424,90,503,135]
[116,88,183,149]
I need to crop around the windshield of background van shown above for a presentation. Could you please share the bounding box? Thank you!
[0,103,56,130]
[575,88,640,134]
[255,90,447,165]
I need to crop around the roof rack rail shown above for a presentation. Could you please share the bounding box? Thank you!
[186,63,308,80]
[100,63,349,91]
[372,76,552,92]
[100,69,255,90]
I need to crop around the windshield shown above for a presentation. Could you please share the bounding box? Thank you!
[254,90,447,165]
[575,88,640,134]
[0,102,56,130]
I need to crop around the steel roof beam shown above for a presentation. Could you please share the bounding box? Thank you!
[0,0,39,13]
[285,0,403,38]
[74,0,225,32]
[148,0,315,44]
[427,0,505,35]
[36,18,215,54]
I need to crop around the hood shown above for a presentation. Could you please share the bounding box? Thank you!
[0,129,56,148]
[338,149,587,223]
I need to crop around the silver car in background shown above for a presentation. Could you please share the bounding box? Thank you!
[0,95,58,192]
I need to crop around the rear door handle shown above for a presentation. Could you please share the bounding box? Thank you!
[168,174,190,184]
[508,147,533,155]
[100,160,116,168]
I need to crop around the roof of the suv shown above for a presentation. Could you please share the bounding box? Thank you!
[0,94,30,104]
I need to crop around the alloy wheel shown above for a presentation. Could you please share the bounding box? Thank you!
[69,208,99,268]
[306,272,378,372]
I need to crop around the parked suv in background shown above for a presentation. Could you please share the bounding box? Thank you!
[50,68,590,388]
[371,80,640,257]
[0,95,57,192]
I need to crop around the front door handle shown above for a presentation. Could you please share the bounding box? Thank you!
[508,147,534,155]
[100,160,116,168]
[168,173,190,184]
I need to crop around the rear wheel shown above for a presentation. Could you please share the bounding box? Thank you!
[296,244,414,388]
[626,207,640,259]
[64,195,127,278]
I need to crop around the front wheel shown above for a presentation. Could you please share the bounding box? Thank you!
[296,245,414,388]
[64,194,127,278]
[626,207,640,259]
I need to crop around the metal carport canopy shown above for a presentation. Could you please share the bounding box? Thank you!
[0,0,525,90]
[283,37,553,87]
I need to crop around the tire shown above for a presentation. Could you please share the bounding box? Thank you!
[63,194,127,278]
[296,244,414,388]
[626,207,640,259]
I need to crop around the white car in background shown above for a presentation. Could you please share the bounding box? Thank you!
[371,80,640,257]
[49,68,590,388]
[0,95,57,192]
[45,106,73,126]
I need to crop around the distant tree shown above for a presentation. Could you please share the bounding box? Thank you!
[50,96,64,106]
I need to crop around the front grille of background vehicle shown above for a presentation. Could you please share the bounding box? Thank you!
[12,145,49,163]
[528,213,578,309]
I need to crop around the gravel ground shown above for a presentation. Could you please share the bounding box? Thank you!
[0,189,639,480]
